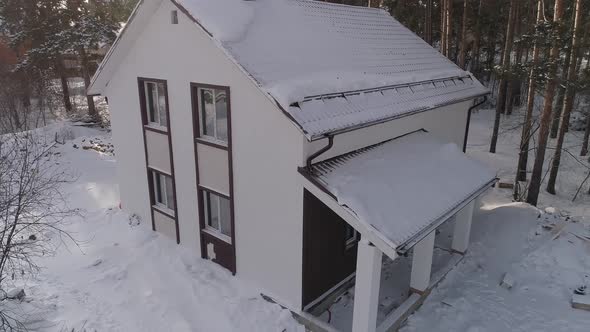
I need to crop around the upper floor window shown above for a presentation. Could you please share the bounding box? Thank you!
[197,87,228,143]
[141,79,168,129]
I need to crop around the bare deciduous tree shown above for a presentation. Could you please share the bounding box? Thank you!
[0,126,77,330]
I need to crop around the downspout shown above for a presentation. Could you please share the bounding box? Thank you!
[306,135,334,170]
[463,96,488,152]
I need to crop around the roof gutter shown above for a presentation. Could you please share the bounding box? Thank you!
[463,96,488,152]
[306,135,334,170]
[395,177,498,256]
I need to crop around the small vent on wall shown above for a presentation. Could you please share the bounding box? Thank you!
[171,10,178,24]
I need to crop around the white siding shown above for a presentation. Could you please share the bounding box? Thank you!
[153,209,177,240]
[305,101,471,162]
[104,0,305,309]
[145,130,172,174]
[196,143,230,196]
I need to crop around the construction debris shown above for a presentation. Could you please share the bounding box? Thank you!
[572,294,590,311]
[497,182,514,189]
[500,273,515,290]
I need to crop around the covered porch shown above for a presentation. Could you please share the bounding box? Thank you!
[299,130,496,332]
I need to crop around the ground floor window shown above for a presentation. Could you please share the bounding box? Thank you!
[202,190,232,241]
[150,171,175,213]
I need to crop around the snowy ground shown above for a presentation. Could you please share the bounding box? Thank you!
[3,104,590,331]
[1,124,303,332]
[319,107,590,331]
[402,108,590,331]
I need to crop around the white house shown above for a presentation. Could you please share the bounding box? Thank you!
[88,0,496,331]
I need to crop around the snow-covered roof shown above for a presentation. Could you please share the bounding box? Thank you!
[90,0,488,139]
[305,130,496,250]
[178,0,487,138]
[291,75,486,140]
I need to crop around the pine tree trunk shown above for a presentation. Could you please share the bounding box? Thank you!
[472,0,484,77]
[550,24,574,139]
[446,0,453,59]
[441,0,447,55]
[526,0,565,206]
[56,55,72,114]
[506,3,523,116]
[425,0,433,45]
[581,114,590,156]
[458,0,469,69]
[546,0,583,195]
[490,0,517,153]
[79,48,97,121]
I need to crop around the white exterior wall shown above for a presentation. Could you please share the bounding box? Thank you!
[145,129,171,173]
[196,144,230,196]
[104,0,305,309]
[305,101,471,161]
[153,208,177,240]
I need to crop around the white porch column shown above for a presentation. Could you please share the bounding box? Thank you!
[451,200,476,254]
[410,231,435,294]
[352,239,383,332]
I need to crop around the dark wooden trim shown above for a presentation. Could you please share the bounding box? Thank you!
[190,82,236,274]
[226,82,237,276]
[138,78,156,232]
[138,77,181,244]
[297,167,337,200]
[137,76,167,84]
[152,205,175,219]
[195,137,229,151]
[197,185,231,200]
[144,125,169,135]
[146,165,172,177]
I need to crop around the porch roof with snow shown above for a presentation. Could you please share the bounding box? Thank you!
[88,0,488,140]
[301,130,497,253]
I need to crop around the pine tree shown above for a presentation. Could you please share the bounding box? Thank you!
[458,0,469,69]
[516,0,543,185]
[527,0,566,206]
[58,0,118,120]
[547,0,585,194]
[425,0,433,45]
[471,0,485,77]
[490,0,517,153]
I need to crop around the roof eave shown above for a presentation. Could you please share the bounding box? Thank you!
[306,90,490,141]
[395,176,498,255]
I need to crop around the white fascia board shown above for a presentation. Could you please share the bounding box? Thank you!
[301,175,399,260]
[88,0,163,96]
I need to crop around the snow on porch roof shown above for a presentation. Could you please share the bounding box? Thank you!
[173,0,487,137]
[304,131,496,251]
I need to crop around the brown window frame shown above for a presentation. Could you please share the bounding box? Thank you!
[194,84,230,148]
[200,187,232,244]
[138,77,180,244]
[139,78,169,131]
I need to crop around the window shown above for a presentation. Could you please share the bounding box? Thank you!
[150,171,175,212]
[203,190,232,240]
[198,87,228,143]
[344,224,358,248]
[142,81,168,128]
[171,10,178,24]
